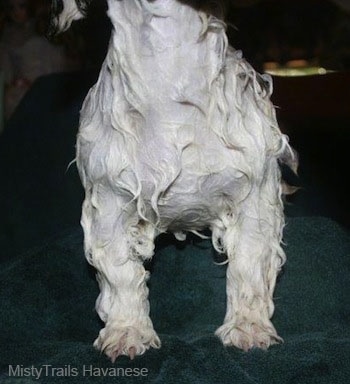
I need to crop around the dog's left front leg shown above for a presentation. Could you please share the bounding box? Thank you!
[215,167,285,351]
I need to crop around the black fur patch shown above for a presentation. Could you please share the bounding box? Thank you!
[76,0,93,15]
[48,0,92,38]
[48,0,64,38]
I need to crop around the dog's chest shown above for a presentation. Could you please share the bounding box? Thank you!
[126,123,245,230]
[79,1,250,229]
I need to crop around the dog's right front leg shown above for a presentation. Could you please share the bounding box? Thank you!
[81,186,160,361]
[93,258,161,361]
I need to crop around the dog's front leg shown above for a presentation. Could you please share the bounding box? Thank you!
[93,258,161,361]
[81,186,160,361]
[215,164,285,351]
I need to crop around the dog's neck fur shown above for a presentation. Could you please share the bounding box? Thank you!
[105,0,226,112]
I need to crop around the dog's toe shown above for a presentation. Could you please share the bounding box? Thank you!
[94,324,161,361]
[216,321,282,351]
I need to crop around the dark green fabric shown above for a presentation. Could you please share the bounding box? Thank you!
[0,72,92,259]
[0,217,349,383]
[0,73,349,383]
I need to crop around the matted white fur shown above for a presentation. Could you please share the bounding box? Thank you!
[51,0,296,361]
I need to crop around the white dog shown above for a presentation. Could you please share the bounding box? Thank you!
[51,0,297,361]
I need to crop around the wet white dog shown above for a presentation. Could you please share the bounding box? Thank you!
[51,0,296,361]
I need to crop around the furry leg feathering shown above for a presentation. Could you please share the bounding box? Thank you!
[50,0,297,360]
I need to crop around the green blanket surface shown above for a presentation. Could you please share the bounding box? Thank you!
[0,217,349,384]
[0,73,349,384]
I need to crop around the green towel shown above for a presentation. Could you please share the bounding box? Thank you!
[0,216,349,383]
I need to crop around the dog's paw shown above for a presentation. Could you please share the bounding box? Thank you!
[215,321,282,351]
[94,325,161,362]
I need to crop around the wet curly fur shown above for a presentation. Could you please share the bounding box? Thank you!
[51,0,297,361]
